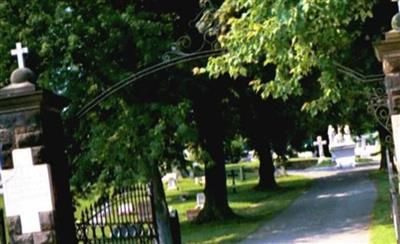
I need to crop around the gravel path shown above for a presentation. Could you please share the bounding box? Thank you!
[241,165,378,244]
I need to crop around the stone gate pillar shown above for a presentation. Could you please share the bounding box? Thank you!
[374,17,400,168]
[0,52,76,242]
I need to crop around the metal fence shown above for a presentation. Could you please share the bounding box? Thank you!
[75,183,159,243]
[386,150,400,244]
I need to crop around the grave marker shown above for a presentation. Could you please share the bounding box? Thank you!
[313,136,327,164]
[1,148,54,233]
[196,193,205,209]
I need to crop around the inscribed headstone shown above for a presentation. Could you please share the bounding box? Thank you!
[1,148,54,233]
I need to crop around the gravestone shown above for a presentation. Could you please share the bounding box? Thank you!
[195,193,205,209]
[356,135,370,158]
[313,136,327,164]
[0,43,76,243]
[186,192,205,221]
[167,177,178,190]
[2,148,54,234]
[162,172,179,190]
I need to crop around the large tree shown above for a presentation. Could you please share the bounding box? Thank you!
[0,1,192,242]
[200,0,377,113]
[192,0,400,194]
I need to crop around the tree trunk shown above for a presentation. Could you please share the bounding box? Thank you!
[380,142,388,170]
[378,126,389,170]
[254,143,278,191]
[196,159,235,222]
[148,163,173,244]
[190,79,235,223]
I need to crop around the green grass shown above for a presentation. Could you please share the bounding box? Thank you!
[225,160,259,171]
[314,158,335,167]
[227,157,323,170]
[166,173,312,243]
[369,169,397,244]
[0,163,311,244]
[284,157,318,169]
[356,157,375,164]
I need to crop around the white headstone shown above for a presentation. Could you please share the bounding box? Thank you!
[196,193,205,209]
[167,177,178,190]
[313,136,327,163]
[11,42,28,69]
[0,148,54,234]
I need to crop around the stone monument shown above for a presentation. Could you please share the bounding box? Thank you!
[327,124,356,168]
[0,43,76,243]
[313,136,327,164]
[374,5,400,168]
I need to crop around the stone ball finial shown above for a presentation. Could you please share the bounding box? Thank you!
[10,68,36,84]
[392,13,400,31]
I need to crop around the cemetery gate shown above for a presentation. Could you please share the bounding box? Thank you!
[75,183,159,243]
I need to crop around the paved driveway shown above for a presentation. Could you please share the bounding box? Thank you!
[241,165,378,244]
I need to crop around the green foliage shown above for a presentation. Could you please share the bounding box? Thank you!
[0,1,203,195]
[202,0,376,114]
[224,134,248,164]
[72,100,194,193]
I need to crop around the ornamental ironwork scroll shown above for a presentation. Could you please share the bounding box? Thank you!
[76,1,224,118]
[367,87,391,135]
[162,0,221,61]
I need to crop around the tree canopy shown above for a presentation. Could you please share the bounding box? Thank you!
[202,0,377,114]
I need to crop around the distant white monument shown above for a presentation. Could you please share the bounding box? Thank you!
[162,172,179,190]
[327,124,356,168]
[327,125,336,145]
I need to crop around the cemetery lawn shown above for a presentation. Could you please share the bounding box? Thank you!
[166,172,312,243]
[369,169,396,244]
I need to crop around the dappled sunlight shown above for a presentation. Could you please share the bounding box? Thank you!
[317,192,350,199]
[165,172,312,243]
[243,168,377,243]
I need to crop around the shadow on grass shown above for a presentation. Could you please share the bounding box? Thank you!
[168,175,312,243]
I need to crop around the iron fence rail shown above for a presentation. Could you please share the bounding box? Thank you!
[75,183,159,244]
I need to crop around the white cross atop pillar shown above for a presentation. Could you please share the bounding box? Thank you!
[11,42,29,69]
[0,148,54,233]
